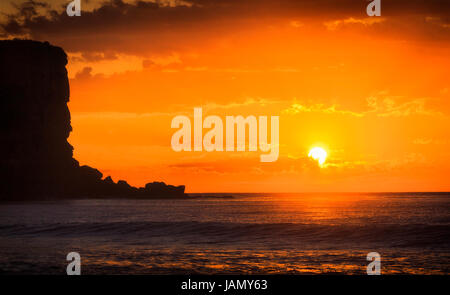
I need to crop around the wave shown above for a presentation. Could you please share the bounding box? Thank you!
[1,221,449,249]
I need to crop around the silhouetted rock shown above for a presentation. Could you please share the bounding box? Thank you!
[0,39,186,200]
[143,182,186,198]
[104,176,114,185]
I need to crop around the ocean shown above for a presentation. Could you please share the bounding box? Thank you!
[0,193,449,274]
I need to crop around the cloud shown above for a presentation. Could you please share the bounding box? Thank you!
[366,96,443,117]
[79,51,118,62]
[74,66,94,79]
[71,111,180,119]
[324,17,385,31]
[142,59,155,68]
[283,102,364,117]
[284,95,444,118]
[68,52,154,78]
[1,0,449,55]
[202,97,282,112]
[289,20,303,28]
[167,154,322,175]
[413,138,449,145]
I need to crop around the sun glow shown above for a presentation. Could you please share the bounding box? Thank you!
[308,147,327,166]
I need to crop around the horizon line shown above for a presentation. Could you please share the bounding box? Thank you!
[186,191,450,194]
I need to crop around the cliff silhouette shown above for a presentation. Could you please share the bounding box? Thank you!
[0,39,185,201]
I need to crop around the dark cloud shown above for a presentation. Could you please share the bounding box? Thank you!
[168,154,322,174]
[74,66,93,79]
[69,51,118,62]
[142,59,155,68]
[81,51,118,61]
[1,0,449,54]
[12,0,49,19]
[1,19,23,35]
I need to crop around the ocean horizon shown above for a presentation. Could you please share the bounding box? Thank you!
[1,192,449,274]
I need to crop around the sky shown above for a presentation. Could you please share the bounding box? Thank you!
[1,0,449,192]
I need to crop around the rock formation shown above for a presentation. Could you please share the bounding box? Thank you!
[0,39,185,200]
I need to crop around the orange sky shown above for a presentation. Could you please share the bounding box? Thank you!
[2,0,450,192]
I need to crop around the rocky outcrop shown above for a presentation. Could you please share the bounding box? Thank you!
[0,39,186,200]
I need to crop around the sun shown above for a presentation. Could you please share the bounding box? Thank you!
[308,147,327,166]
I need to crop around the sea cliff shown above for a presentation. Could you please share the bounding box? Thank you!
[0,39,185,200]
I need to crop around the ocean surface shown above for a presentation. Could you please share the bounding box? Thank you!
[0,193,449,274]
